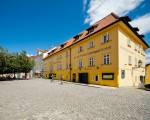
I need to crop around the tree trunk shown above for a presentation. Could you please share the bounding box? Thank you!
[13,72,16,79]
[25,72,27,79]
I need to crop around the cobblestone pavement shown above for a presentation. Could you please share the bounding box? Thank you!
[0,79,150,120]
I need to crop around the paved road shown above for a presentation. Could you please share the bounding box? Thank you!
[0,79,150,120]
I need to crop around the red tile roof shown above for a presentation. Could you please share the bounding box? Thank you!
[45,12,149,59]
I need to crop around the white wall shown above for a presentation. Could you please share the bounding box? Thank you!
[118,28,146,87]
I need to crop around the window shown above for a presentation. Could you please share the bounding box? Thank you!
[93,75,98,81]
[104,54,110,64]
[88,41,94,48]
[87,27,94,34]
[79,59,83,68]
[102,33,109,43]
[66,63,69,69]
[128,39,131,47]
[138,60,143,67]
[73,35,80,41]
[121,70,125,79]
[78,46,83,52]
[89,57,94,66]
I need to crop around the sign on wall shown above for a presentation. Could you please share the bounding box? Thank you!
[102,73,114,80]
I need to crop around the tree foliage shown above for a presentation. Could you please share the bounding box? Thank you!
[0,46,34,78]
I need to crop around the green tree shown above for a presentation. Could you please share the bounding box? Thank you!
[0,46,8,75]
[0,46,34,79]
[18,51,34,79]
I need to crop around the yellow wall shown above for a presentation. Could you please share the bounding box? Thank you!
[43,21,147,87]
[43,23,119,87]
[145,65,150,84]
[70,24,119,87]
[43,48,71,81]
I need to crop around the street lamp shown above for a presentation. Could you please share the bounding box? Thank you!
[138,60,142,68]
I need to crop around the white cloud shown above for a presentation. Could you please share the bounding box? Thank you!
[146,52,150,64]
[83,0,88,10]
[145,49,150,64]
[84,0,144,25]
[130,13,150,34]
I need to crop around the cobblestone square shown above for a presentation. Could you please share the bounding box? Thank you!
[0,79,150,120]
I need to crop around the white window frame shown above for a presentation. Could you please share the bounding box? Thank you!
[89,57,94,66]
[79,59,83,68]
[66,63,69,69]
[78,46,83,52]
[103,54,110,65]
[88,41,94,48]
[102,33,109,43]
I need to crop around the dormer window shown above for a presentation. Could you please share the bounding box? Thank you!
[60,44,64,48]
[87,26,94,34]
[73,33,83,42]
[60,42,67,48]
[73,35,80,41]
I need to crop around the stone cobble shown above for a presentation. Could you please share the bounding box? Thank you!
[0,79,150,120]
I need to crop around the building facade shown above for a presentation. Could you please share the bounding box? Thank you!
[32,49,47,78]
[145,64,150,84]
[43,13,149,87]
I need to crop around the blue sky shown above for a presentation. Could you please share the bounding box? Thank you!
[0,0,150,58]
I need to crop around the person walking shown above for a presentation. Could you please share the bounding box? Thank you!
[51,74,53,82]
[60,75,63,85]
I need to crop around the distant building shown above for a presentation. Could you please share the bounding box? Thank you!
[31,49,47,78]
[43,13,149,87]
[145,64,150,84]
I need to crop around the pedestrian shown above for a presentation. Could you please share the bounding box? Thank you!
[60,75,63,85]
[51,74,53,82]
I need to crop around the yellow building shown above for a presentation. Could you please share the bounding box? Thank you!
[145,64,150,84]
[43,13,149,87]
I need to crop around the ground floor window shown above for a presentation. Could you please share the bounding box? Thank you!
[93,75,98,81]
[121,70,125,79]
[140,75,145,83]
[102,73,114,80]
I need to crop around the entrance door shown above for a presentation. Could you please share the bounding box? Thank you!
[72,73,76,82]
[49,73,52,79]
[79,73,88,84]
